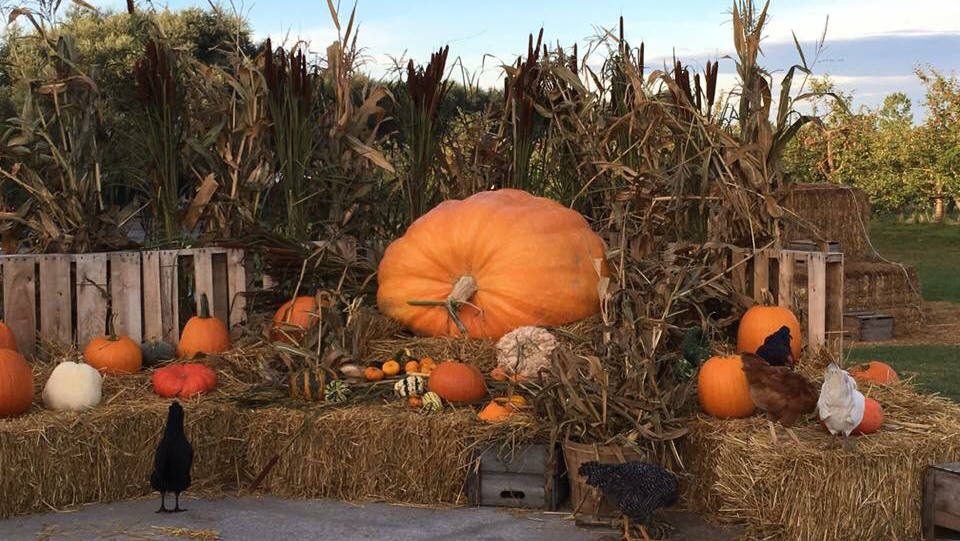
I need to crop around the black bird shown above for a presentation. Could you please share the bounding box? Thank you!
[150,401,193,513]
[578,461,679,541]
[755,326,794,367]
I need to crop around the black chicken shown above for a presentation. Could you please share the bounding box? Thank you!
[578,461,679,541]
[755,326,794,367]
[150,401,193,513]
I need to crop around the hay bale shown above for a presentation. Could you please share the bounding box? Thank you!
[782,183,871,257]
[681,365,960,540]
[844,259,924,334]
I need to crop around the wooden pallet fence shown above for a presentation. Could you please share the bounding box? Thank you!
[0,248,247,356]
[729,247,844,354]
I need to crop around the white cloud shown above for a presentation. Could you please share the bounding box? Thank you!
[764,0,960,43]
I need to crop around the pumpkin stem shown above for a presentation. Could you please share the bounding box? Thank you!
[199,293,211,318]
[407,275,477,336]
[107,312,118,340]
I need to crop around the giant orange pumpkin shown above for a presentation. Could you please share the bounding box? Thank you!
[697,355,756,419]
[0,322,18,352]
[427,361,487,402]
[737,305,802,360]
[83,334,143,374]
[849,361,899,385]
[852,398,884,435]
[377,189,609,339]
[178,294,231,359]
[0,349,33,417]
[152,363,217,398]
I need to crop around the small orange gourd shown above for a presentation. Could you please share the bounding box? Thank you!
[407,396,423,407]
[382,360,401,376]
[404,360,420,374]
[849,361,899,385]
[364,367,384,382]
[697,355,756,419]
[478,399,513,422]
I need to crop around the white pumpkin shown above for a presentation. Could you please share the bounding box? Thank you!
[42,361,102,411]
[495,326,557,378]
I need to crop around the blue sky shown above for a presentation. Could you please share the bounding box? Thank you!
[107,0,960,117]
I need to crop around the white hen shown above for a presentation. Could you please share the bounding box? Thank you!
[817,363,865,450]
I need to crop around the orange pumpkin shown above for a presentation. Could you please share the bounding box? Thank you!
[849,361,899,385]
[419,357,437,374]
[0,321,18,352]
[407,396,423,407]
[377,189,609,339]
[271,296,321,343]
[852,398,884,435]
[152,363,217,398]
[364,367,384,382]
[427,361,487,402]
[382,360,401,376]
[478,399,513,422]
[83,334,142,375]
[697,355,756,419]
[0,349,33,417]
[178,294,231,359]
[737,305,802,360]
[404,360,420,374]
[490,367,509,382]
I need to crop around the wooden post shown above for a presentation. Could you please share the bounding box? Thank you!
[2,258,37,355]
[109,252,142,342]
[227,249,247,327]
[806,252,827,353]
[142,251,163,342]
[159,250,180,344]
[38,255,72,345]
[75,254,108,346]
[753,250,770,300]
[777,251,795,311]
[825,253,844,355]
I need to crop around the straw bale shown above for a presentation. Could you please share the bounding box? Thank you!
[782,183,871,257]
[844,259,924,334]
[242,405,542,505]
[681,355,960,540]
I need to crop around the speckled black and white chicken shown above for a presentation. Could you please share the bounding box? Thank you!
[578,461,679,541]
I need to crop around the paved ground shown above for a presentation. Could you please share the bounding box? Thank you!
[0,497,743,541]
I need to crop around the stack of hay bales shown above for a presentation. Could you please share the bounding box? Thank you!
[782,183,923,336]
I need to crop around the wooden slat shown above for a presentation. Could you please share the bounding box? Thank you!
[227,249,247,326]
[141,251,163,341]
[826,257,844,334]
[262,274,276,290]
[731,249,748,295]
[159,250,179,344]
[752,250,770,301]
[75,254,108,346]
[38,255,72,344]
[807,252,827,352]
[3,258,36,355]
[109,252,142,342]
[924,469,937,541]
[193,249,216,320]
[777,251,795,311]
[212,252,230,326]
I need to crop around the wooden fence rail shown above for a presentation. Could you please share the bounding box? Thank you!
[0,248,247,356]
[730,247,844,355]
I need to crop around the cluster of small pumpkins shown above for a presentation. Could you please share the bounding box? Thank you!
[697,304,896,436]
[0,294,229,419]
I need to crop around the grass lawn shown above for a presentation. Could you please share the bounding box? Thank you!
[843,218,960,400]
[846,345,960,401]
[867,217,960,302]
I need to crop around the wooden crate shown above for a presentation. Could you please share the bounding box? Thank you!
[729,247,844,354]
[466,444,567,511]
[0,248,247,355]
[786,239,842,253]
[843,311,894,342]
[924,463,960,540]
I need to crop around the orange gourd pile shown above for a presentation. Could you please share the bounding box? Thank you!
[377,189,609,339]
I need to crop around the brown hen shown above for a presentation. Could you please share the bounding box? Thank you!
[741,353,818,445]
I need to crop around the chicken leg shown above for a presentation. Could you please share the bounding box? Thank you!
[156,493,169,513]
[786,428,802,445]
[843,434,856,452]
[172,492,186,513]
[768,421,780,446]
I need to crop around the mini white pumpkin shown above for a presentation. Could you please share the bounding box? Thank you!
[42,361,102,411]
[394,375,426,398]
[495,326,557,378]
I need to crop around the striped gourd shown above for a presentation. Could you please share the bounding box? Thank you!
[325,379,351,403]
[421,391,442,412]
[288,369,330,401]
[394,375,426,398]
